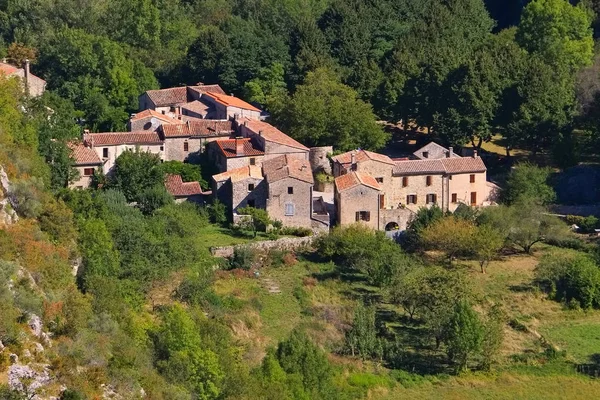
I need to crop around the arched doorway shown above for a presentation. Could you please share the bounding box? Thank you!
[385,221,399,231]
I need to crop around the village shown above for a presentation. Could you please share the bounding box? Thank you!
[67,83,498,233]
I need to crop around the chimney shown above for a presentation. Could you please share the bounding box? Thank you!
[258,130,263,136]
[473,150,478,158]
[350,151,357,169]
[236,137,244,155]
[448,147,453,158]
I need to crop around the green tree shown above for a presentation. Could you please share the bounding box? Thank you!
[421,217,477,264]
[107,150,165,203]
[517,0,594,75]
[502,162,556,206]
[471,224,504,273]
[77,218,120,286]
[244,62,288,111]
[443,301,484,373]
[272,68,389,151]
[161,161,207,189]
[137,185,173,215]
[237,206,271,237]
[345,303,381,360]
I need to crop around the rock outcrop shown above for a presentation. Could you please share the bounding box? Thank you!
[0,165,19,225]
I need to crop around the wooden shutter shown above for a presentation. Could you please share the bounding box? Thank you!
[426,176,432,186]
[470,174,475,183]
[470,192,477,205]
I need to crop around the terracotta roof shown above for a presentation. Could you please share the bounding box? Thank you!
[335,171,381,192]
[413,142,459,159]
[161,120,234,138]
[441,156,486,174]
[203,92,261,112]
[0,63,18,75]
[393,157,486,175]
[84,131,163,146]
[181,100,212,115]
[262,155,313,184]
[393,159,446,175]
[144,87,188,107]
[164,174,203,197]
[241,119,309,151]
[332,149,395,166]
[212,165,263,183]
[67,142,102,165]
[188,84,226,96]
[130,109,184,124]
[214,138,264,158]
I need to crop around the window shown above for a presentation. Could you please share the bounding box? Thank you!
[160,146,164,151]
[449,175,453,180]
[247,199,255,208]
[426,176,432,186]
[451,193,457,203]
[470,174,475,183]
[422,151,429,158]
[470,192,477,205]
[376,177,384,184]
[406,194,417,204]
[355,211,371,222]
[402,177,408,187]
[248,183,255,191]
[288,186,294,194]
[285,203,295,216]
[426,194,437,204]
[83,168,95,176]
[250,157,256,166]
[183,142,189,152]
[102,148,108,158]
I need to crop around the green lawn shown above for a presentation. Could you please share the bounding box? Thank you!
[196,224,272,250]
[540,317,600,363]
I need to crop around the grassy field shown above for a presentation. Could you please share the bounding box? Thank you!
[209,242,600,397]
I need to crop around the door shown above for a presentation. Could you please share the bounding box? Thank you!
[470,191,477,205]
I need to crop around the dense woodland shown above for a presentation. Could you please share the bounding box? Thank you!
[3,0,600,399]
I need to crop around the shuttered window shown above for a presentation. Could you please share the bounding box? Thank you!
[285,203,295,216]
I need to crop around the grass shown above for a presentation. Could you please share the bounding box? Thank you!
[540,318,600,363]
[196,224,272,250]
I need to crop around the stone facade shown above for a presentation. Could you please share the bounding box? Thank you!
[71,166,97,188]
[266,178,313,228]
[164,137,203,162]
[335,184,381,230]
[309,146,333,174]
[95,143,164,173]
[390,173,445,212]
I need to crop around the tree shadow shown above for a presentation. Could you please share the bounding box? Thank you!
[509,283,535,293]
[576,353,600,378]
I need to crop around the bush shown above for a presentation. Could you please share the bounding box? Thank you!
[535,252,600,309]
[279,226,313,237]
[229,246,258,270]
[137,184,173,215]
[564,214,598,233]
[208,200,228,225]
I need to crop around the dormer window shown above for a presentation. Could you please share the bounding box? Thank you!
[422,151,429,158]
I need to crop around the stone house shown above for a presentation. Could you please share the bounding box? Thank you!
[238,119,310,162]
[263,155,314,228]
[82,131,165,174]
[208,138,266,172]
[67,142,103,188]
[201,92,262,120]
[212,166,266,216]
[0,60,46,97]
[127,109,186,131]
[334,171,382,230]
[138,84,225,115]
[160,120,234,162]
[164,174,209,204]
[332,143,496,231]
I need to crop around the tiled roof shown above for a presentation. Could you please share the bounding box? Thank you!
[413,142,459,159]
[262,155,313,184]
[241,119,309,151]
[332,149,395,166]
[161,120,234,138]
[144,87,188,107]
[164,174,203,197]
[67,142,102,165]
[393,157,486,175]
[0,63,18,75]
[213,165,263,183]
[203,92,261,112]
[130,109,184,124]
[214,138,264,158]
[181,100,212,115]
[335,171,381,192]
[84,131,163,146]
[393,159,446,175]
[441,156,486,174]
[188,84,226,96]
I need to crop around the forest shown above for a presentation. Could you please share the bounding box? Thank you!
[2,0,600,399]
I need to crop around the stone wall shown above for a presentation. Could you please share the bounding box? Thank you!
[211,235,315,258]
[266,178,313,228]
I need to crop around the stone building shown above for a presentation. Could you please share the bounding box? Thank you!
[138,84,226,115]
[212,166,266,215]
[238,119,310,162]
[263,155,314,228]
[333,143,496,232]
[0,60,46,97]
[127,109,186,131]
[67,142,103,188]
[208,138,265,172]
[159,120,234,162]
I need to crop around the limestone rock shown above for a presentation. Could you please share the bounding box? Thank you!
[29,314,43,337]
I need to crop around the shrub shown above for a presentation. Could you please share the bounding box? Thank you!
[137,184,173,215]
[229,246,257,270]
[279,226,312,237]
[208,200,228,225]
[565,215,598,233]
[535,252,600,309]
